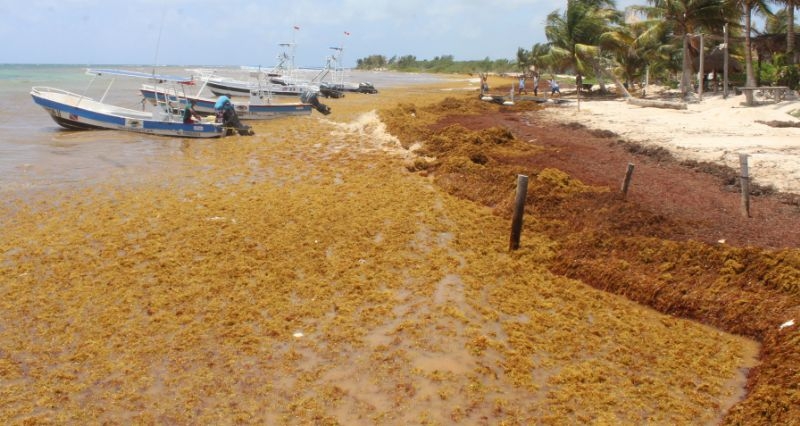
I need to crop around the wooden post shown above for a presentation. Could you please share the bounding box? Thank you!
[509,174,529,250]
[739,153,751,218]
[621,163,635,200]
[723,24,729,99]
[681,34,690,96]
[698,33,704,101]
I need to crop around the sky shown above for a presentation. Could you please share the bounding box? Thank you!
[0,0,643,68]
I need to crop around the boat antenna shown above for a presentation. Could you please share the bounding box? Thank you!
[335,31,349,84]
[290,25,299,74]
[152,8,167,74]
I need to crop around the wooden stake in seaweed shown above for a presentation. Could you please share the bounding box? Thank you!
[739,153,751,218]
[621,163,635,200]
[509,174,529,250]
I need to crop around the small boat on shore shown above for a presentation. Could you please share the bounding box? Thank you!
[31,69,226,138]
[202,68,320,99]
[316,46,379,98]
[204,74,319,98]
[140,79,330,120]
[201,38,322,99]
[320,81,378,95]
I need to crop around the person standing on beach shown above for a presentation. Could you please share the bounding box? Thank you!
[518,75,526,94]
[533,73,540,97]
[549,78,560,97]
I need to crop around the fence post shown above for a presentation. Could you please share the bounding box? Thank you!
[509,174,529,250]
[739,153,751,218]
[621,163,635,200]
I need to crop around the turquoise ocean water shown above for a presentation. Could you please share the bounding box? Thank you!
[0,64,446,192]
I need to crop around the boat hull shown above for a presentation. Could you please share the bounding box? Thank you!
[51,114,107,130]
[31,87,223,138]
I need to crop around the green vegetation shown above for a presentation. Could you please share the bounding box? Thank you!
[357,0,800,91]
[356,54,515,74]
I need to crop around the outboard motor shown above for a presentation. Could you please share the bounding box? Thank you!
[214,96,254,136]
[357,82,378,94]
[301,91,332,115]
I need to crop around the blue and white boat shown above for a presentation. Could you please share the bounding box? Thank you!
[139,79,327,120]
[30,69,225,138]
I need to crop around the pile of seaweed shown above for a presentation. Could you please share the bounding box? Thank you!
[380,93,800,425]
[0,85,790,424]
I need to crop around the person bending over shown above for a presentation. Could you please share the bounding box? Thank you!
[182,100,202,124]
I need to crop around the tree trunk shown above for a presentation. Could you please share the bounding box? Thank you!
[590,63,608,93]
[788,1,796,65]
[596,66,630,98]
[681,34,691,96]
[627,98,687,109]
[744,5,756,105]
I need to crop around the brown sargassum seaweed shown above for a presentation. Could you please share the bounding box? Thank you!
[0,83,795,424]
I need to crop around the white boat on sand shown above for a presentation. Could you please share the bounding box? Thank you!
[31,69,234,138]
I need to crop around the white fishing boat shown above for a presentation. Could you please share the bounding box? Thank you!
[203,67,319,98]
[202,38,321,98]
[315,45,378,98]
[30,69,227,138]
[140,76,331,120]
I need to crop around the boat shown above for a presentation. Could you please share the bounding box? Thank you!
[139,77,331,120]
[201,41,319,99]
[30,69,229,138]
[202,37,322,99]
[320,81,378,96]
[205,77,318,98]
[315,45,378,98]
[204,72,319,98]
[141,85,318,119]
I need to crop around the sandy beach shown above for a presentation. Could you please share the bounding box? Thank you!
[539,90,800,195]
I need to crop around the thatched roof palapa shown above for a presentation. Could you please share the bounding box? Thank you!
[700,45,742,74]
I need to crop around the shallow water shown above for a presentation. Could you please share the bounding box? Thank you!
[0,64,447,191]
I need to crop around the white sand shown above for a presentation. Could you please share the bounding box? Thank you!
[539,91,800,195]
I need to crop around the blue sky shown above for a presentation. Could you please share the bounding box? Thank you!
[0,0,647,68]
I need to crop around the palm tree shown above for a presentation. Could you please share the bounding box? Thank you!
[736,0,774,94]
[633,0,739,96]
[543,0,622,90]
[766,8,790,33]
[600,12,654,92]
[529,42,551,73]
[516,47,527,73]
[775,0,798,63]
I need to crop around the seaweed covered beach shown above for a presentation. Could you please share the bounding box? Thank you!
[1,78,798,424]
